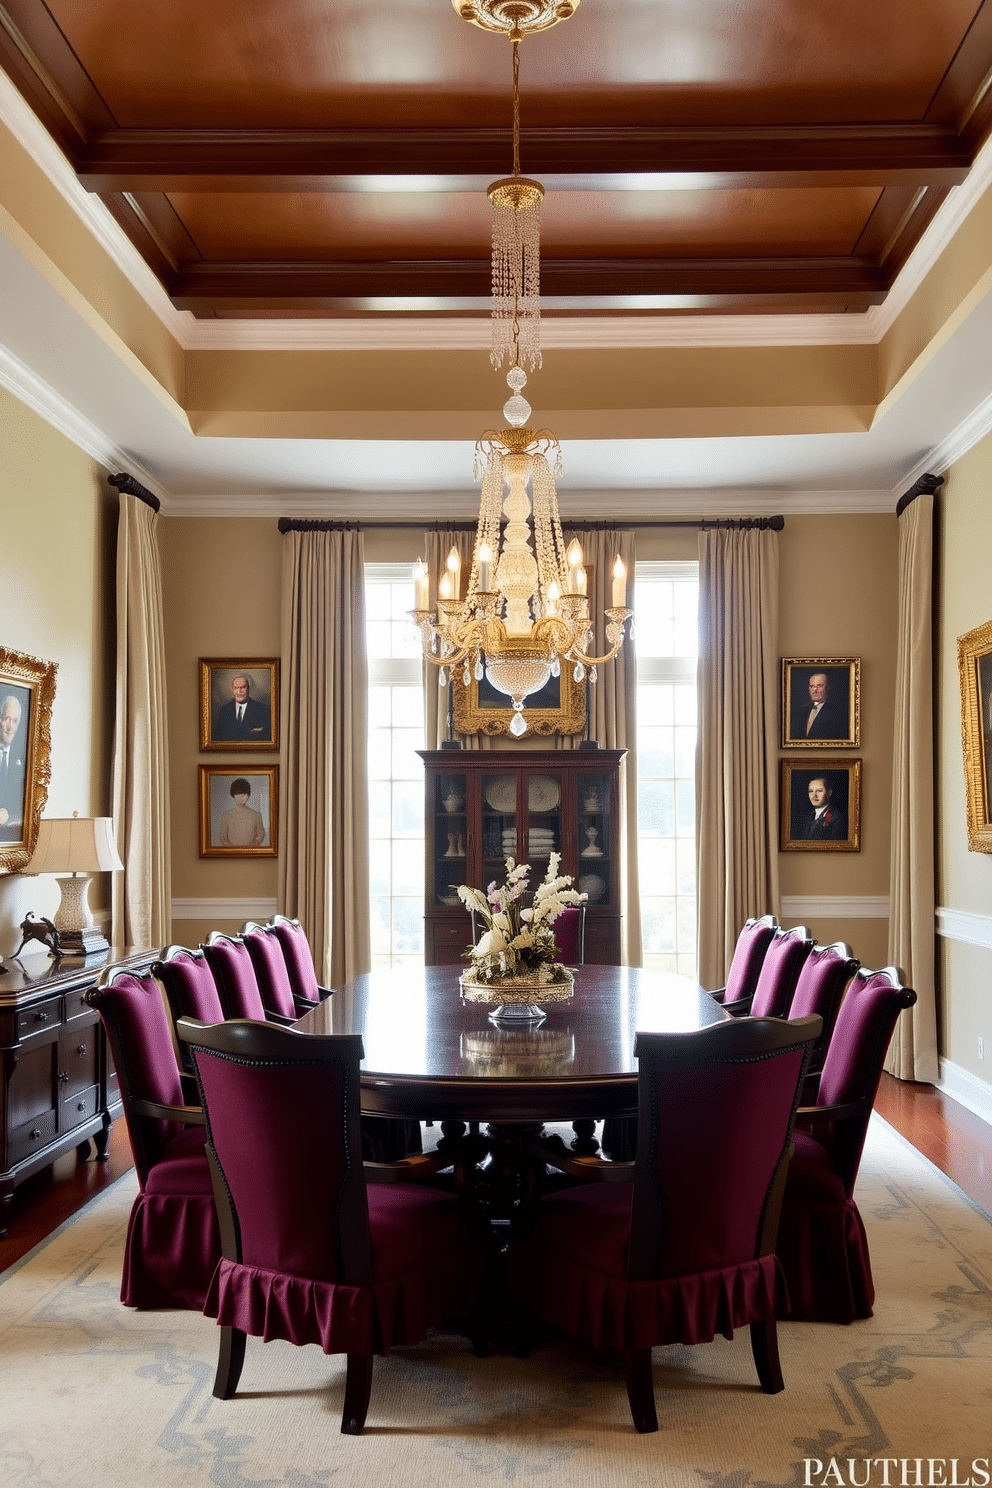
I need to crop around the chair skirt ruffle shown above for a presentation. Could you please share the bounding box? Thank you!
[775,1194,874,1323]
[121,1191,221,1310]
[512,1244,788,1352]
[204,1241,477,1355]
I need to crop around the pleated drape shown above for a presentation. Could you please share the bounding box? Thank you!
[695,527,781,991]
[885,494,939,1081]
[560,527,641,966]
[111,492,172,948]
[279,528,370,988]
[423,529,492,751]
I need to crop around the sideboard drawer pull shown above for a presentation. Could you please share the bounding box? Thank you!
[30,1127,41,1141]
[77,1043,88,1056]
[35,1011,49,1024]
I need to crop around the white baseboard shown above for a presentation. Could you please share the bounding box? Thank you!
[936,1057,992,1127]
[170,898,279,922]
[780,896,890,919]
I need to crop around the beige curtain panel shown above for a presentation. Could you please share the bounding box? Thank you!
[696,526,781,991]
[886,493,939,1082]
[111,490,172,949]
[280,527,371,988]
[423,529,491,751]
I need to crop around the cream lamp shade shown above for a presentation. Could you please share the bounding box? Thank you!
[27,814,123,957]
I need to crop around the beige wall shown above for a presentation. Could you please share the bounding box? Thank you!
[936,434,992,1082]
[0,386,116,958]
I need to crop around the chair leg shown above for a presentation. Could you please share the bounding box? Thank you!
[213,1326,247,1399]
[749,1318,785,1394]
[341,1354,374,1435]
[623,1348,658,1433]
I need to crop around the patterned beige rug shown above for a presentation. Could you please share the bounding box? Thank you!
[1,1116,990,1488]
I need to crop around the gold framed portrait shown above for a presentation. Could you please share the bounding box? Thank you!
[0,645,58,875]
[199,765,278,858]
[957,618,992,853]
[780,757,862,852]
[452,638,586,738]
[200,658,279,752]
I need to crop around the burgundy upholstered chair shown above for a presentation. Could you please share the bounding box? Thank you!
[201,931,287,1024]
[710,913,778,1004]
[87,969,220,1310]
[510,1014,821,1432]
[269,914,331,1004]
[240,921,307,1019]
[176,1017,484,1435]
[153,945,226,1072]
[785,941,860,1074]
[724,925,814,1018]
[775,966,916,1323]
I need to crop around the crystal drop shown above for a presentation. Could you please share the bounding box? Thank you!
[463,666,471,687]
[507,366,527,392]
[509,710,528,738]
[474,659,484,681]
[503,393,532,427]
[550,657,560,677]
[574,663,585,682]
[438,667,448,687]
[590,666,598,682]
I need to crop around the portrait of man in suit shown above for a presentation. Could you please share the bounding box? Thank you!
[0,690,28,843]
[786,662,856,745]
[213,673,272,744]
[783,762,859,850]
[796,774,847,840]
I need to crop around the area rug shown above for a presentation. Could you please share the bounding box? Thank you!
[1,1116,990,1488]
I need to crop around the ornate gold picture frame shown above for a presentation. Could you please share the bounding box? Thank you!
[957,618,992,853]
[199,658,279,752]
[199,765,278,858]
[780,757,862,852]
[452,637,585,738]
[0,645,58,875]
[782,657,860,747]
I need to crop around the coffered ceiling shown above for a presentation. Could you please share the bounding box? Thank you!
[3,1,992,507]
[3,0,991,319]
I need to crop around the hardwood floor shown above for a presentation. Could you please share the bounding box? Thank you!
[1,1074,989,1274]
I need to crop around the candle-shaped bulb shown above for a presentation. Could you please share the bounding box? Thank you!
[478,543,493,592]
[611,555,627,607]
[445,545,461,599]
[439,572,452,600]
[546,579,560,616]
[566,539,583,593]
[413,558,429,611]
[576,566,587,596]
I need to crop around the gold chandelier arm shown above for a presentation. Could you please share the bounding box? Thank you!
[565,608,634,667]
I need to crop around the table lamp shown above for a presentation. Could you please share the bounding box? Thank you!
[26,813,124,957]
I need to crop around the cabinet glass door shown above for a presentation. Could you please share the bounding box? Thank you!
[481,772,517,876]
[577,771,611,907]
[526,770,562,872]
[433,771,467,907]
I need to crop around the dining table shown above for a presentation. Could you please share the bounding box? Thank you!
[295,964,730,1223]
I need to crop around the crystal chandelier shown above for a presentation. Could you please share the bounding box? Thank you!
[412,0,630,740]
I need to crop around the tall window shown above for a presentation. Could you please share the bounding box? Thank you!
[365,564,425,968]
[635,562,699,977]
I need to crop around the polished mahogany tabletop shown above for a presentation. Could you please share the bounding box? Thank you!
[295,965,728,1124]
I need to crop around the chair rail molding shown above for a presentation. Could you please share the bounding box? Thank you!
[781,896,890,920]
[170,898,279,923]
[936,907,992,950]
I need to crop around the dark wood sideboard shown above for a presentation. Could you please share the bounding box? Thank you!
[0,947,154,1234]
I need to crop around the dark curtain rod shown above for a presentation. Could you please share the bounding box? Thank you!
[109,471,160,512]
[277,515,785,534]
[896,472,943,517]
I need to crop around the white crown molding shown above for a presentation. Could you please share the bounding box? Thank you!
[780,895,890,920]
[170,897,279,923]
[936,1057,992,1127]
[936,906,992,950]
[0,339,167,498]
[0,70,194,346]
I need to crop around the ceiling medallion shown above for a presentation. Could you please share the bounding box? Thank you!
[453,1,580,37]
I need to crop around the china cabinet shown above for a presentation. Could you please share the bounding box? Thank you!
[419,749,625,967]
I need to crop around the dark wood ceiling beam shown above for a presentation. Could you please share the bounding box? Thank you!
[77,124,971,191]
[168,256,888,308]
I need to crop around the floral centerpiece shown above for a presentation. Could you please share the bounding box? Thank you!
[456,854,586,1014]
